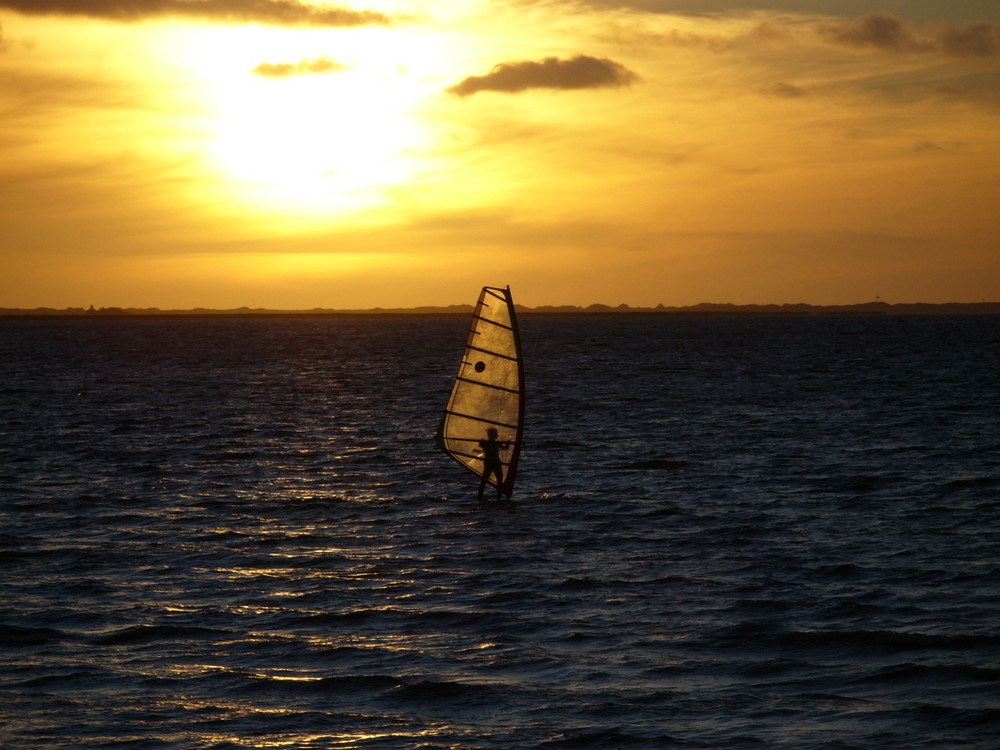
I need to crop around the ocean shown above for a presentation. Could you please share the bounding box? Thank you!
[1,313,998,749]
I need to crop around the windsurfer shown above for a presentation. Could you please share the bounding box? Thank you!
[477,428,508,502]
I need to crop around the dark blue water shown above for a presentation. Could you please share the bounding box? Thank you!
[2,314,998,749]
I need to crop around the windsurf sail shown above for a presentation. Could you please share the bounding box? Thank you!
[436,286,525,497]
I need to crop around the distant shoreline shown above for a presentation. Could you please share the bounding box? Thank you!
[2,301,999,317]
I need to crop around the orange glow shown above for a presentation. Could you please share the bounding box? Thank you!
[1,4,998,308]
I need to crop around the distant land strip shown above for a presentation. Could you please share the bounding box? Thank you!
[2,302,999,317]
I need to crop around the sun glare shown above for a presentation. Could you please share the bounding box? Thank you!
[169,24,441,217]
[209,73,422,212]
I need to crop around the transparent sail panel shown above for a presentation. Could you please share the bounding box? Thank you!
[437,286,524,495]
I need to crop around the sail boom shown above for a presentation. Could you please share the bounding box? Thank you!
[448,448,514,463]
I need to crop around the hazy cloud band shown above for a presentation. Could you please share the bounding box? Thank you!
[819,14,999,59]
[0,0,394,27]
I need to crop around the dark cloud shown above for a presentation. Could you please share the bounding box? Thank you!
[642,20,792,52]
[819,13,1000,60]
[913,140,968,154]
[568,1,1000,26]
[930,84,965,97]
[757,81,807,99]
[818,13,932,53]
[448,55,637,97]
[0,0,394,27]
[252,56,347,78]
[937,22,1000,59]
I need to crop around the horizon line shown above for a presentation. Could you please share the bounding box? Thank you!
[3,300,999,317]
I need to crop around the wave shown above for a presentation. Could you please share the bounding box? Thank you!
[382,678,512,708]
[858,663,1000,685]
[787,629,1000,655]
[0,624,71,647]
[537,727,684,749]
[616,458,691,471]
[305,674,405,692]
[10,670,111,689]
[708,624,1000,658]
[91,624,230,646]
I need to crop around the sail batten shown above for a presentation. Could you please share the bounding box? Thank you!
[442,409,520,430]
[436,286,525,497]
[454,376,521,394]
[472,315,514,331]
[465,344,519,362]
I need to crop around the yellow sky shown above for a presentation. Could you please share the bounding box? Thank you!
[2,0,999,308]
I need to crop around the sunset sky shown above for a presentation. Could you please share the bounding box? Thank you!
[2,0,999,309]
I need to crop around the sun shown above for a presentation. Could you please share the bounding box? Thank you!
[210,70,422,213]
[171,24,439,217]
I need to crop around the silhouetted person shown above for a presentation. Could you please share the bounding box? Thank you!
[478,427,507,502]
